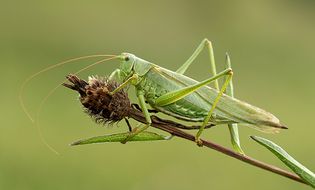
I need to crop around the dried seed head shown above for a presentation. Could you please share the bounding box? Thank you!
[63,74,131,125]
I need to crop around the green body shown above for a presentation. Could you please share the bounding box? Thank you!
[113,53,284,133]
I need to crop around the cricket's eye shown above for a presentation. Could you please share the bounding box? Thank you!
[124,56,130,61]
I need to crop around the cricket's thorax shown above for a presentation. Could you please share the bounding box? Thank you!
[136,67,226,123]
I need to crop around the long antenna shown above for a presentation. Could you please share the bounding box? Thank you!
[19,54,116,122]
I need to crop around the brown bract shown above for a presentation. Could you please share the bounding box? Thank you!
[63,74,131,124]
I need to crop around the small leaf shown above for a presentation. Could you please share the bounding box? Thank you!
[228,123,244,154]
[71,131,169,146]
[251,136,315,188]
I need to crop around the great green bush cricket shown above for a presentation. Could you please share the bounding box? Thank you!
[107,39,286,148]
[20,39,286,153]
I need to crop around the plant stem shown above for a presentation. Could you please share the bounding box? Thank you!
[131,111,306,185]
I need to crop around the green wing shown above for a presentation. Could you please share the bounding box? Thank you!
[153,66,286,133]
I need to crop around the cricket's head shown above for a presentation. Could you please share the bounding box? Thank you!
[118,52,153,78]
[118,53,136,77]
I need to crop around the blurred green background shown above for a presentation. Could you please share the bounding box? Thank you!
[1,0,315,189]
